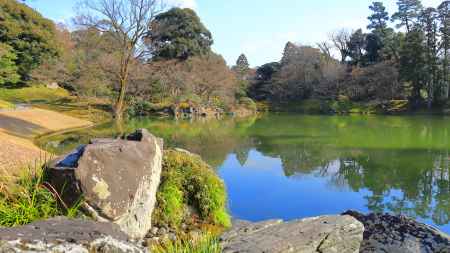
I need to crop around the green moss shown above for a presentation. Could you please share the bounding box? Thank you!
[154,150,231,229]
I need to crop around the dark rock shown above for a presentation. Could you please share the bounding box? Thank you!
[0,217,147,252]
[47,129,163,239]
[343,210,450,253]
[220,215,364,253]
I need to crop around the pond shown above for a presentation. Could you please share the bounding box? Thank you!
[37,114,450,233]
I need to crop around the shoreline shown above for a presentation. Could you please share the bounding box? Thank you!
[0,107,92,172]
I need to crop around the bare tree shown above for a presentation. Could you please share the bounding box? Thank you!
[329,29,352,63]
[75,0,164,120]
[316,41,333,61]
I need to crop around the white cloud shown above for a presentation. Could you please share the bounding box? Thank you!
[168,0,197,9]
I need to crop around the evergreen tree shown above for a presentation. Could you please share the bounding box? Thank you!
[150,8,213,60]
[367,2,390,31]
[419,7,439,107]
[281,42,300,65]
[438,1,450,99]
[392,0,423,33]
[347,29,366,66]
[0,43,20,86]
[0,0,59,81]
[399,29,427,106]
[364,33,383,64]
[235,54,250,74]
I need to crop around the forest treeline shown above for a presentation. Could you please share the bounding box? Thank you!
[2,0,450,117]
[249,0,450,112]
[0,0,251,119]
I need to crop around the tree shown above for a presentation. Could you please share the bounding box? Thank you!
[347,29,366,66]
[419,7,439,108]
[234,54,250,74]
[0,43,20,86]
[368,2,390,31]
[399,28,427,106]
[145,53,238,106]
[364,32,383,64]
[281,42,300,65]
[392,0,423,33]
[316,41,333,61]
[0,0,59,82]
[150,8,213,60]
[76,0,164,120]
[232,54,250,97]
[329,29,351,63]
[438,1,450,99]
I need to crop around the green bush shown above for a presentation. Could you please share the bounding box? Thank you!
[153,150,231,229]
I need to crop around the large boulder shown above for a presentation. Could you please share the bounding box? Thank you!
[0,216,147,252]
[220,215,364,253]
[47,129,163,239]
[344,210,450,253]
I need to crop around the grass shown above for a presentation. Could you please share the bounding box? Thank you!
[0,162,82,227]
[35,98,112,123]
[153,149,231,229]
[0,86,70,104]
[152,233,221,253]
[0,99,15,109]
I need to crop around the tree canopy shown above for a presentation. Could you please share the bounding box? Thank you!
[0,43,20,86]
[150,8,213,60]
[0,0,59,81]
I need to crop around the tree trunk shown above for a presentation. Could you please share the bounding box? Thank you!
[114,59,130,120]
[114,77,127,120]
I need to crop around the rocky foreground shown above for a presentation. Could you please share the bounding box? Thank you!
[0,129,449,253]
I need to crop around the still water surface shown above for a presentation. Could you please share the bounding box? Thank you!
[38,114,450,233]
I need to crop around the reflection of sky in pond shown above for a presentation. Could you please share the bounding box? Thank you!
[219,150,450,233]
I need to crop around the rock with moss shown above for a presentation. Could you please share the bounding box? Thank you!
[152,149,231,231]
[46,129,163,239]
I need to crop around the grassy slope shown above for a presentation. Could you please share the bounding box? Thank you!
[0,86,70,104]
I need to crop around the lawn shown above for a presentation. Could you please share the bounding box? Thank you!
[0,86,70,104]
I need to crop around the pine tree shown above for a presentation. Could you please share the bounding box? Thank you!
[235,54,250,74]
[438,1,450,99]
[281,42,300,65]
[392,0,423,33]
[367,2,389,31]
[419,7,439,108]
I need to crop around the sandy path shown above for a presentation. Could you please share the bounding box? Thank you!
[0,108,92,172]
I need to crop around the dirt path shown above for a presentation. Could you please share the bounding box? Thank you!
[0,108,92,172]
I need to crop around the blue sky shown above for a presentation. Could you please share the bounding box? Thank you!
[27,0,443,67]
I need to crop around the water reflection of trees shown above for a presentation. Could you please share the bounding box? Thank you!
[268,145,450,225]
[243,115,450,226]
[40,114,450,226]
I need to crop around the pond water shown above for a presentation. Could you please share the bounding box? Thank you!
[37,114,450,233]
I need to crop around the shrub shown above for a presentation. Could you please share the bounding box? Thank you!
[153,150,231,229]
